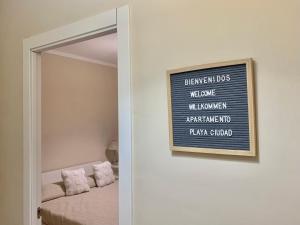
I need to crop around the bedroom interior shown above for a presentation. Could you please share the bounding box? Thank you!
[40,32,119,225]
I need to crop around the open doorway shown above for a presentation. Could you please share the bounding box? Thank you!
[23,7,132,225]
[40,32,119,225]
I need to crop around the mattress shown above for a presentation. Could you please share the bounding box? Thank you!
[41,181,118,225]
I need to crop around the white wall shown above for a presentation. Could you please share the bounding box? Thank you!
[0,1,300,225]
[41,53,118,172]
[131,1,300,225]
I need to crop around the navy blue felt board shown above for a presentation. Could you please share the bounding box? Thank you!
[170,63,250,151]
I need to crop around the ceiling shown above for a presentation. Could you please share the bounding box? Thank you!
[47,32,117,67]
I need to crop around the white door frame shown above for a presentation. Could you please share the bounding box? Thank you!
[23,6,132,225]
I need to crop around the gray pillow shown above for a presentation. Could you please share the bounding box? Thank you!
[42,177,95,202]
[87,176,96,188]
[42,182,65,202]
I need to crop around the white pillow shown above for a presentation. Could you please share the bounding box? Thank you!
[93,161,115,187]
[61,168,90,196]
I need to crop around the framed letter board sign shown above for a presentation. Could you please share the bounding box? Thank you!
[167,59,256,156]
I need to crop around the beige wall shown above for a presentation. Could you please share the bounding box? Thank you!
[1,1,300,225]
[41,53,118,172]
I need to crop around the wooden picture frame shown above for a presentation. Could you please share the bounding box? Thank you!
[167,58,256,156]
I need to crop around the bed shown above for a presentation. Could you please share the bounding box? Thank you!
[41,161,118,225]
